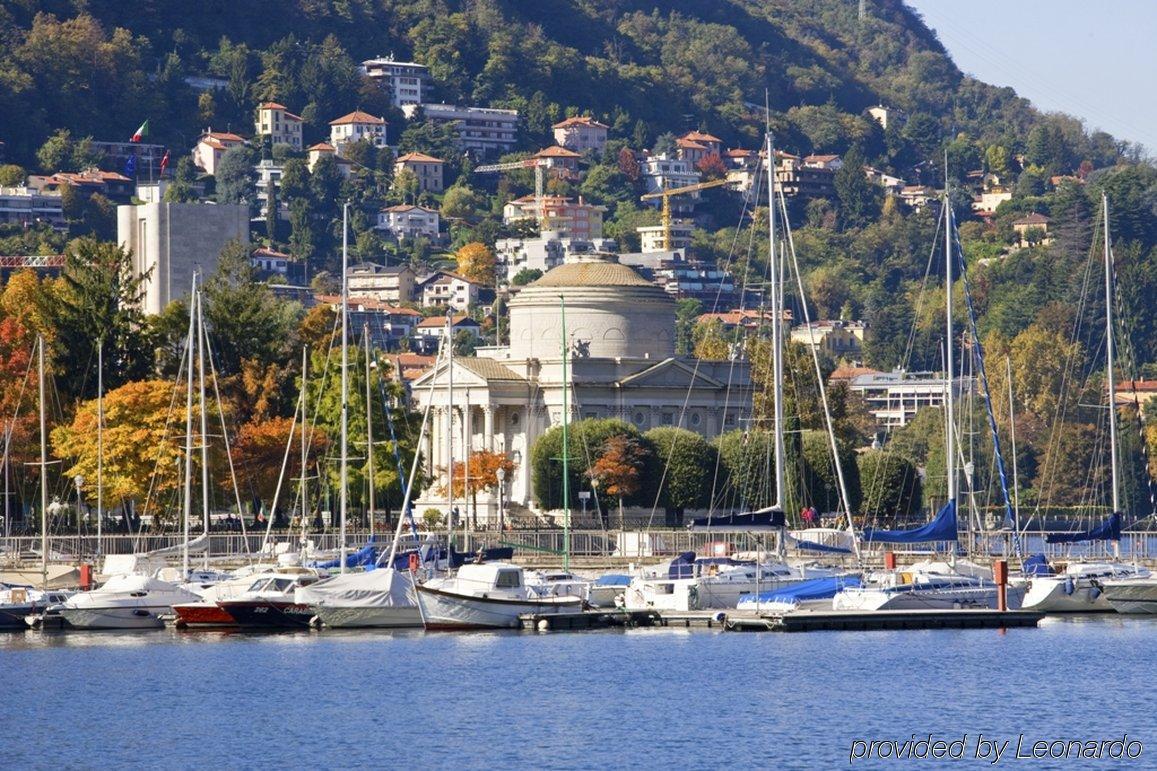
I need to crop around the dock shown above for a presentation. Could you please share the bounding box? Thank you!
[521,607,1045,632]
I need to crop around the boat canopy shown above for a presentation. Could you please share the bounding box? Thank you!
[1044,512,1121,543]
[1022,553,1054,576]
[786,534,853,554]
[295,568,412,608]
[735,575,863,609]
[861,500,958,544]
[311,537,383,569]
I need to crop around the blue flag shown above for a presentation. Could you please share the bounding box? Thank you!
[124,154,137,178]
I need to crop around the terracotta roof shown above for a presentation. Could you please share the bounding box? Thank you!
[396,152,444,164]
[252,246,290,259]
[315,294,421,315]
[1116,379,1157,392]
[533,146,582,159]
[698,309,787,326]
[804,154,840,163]
[676,139,708,151]
[416,314,478,328]
[830,364,883,381]
[307,142,336,152]
[552,115,609,129]
[725,148,755,157]
[681,130,722,143]
[382,204,438,214]
[330,110,387,126]
[1013,212,1050,226]
[258,102,287,110]
[203,131,245,143]
[530,261,653,288]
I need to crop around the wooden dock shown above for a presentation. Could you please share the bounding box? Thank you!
[521,607,1045,632]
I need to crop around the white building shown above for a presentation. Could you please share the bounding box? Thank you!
[361,56,431,107]
[501,195,606,239]
[254,159,284,219]
[329,110,388,154]
[0,186,65,230]
[192,131,246,176]
[637,223,693,253]
[255,103,304,151]
[347,262,417,304]
[552,116,609,153]
[307,142,353,178]
[402,103,519,156]
[494,230,617,279]
[419,270,482,311]
[790,320,866,359]
[377,204,440,241]
[410,255,755,519]
[117,201,249,315]
[847,369,970,428]
[641,154,700,212]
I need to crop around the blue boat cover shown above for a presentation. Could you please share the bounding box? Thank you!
[791,537,853,554]
[1022,553,1054,576]
[737,575,863,608]
[861,500,958,544]
[1045,512,1121,543]
[593,574,631,587]
[668,551,697,579]
[689,509,786,530]
[311,537,382,569]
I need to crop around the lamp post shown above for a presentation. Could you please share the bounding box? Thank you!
[496,466,506,533]
[74,474,85,535]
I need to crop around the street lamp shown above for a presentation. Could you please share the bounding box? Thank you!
[73,474,85,535]
[496,466,506,533]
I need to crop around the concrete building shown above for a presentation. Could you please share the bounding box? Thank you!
[410,255,755,520]
[377,204,441,241]
[414,314,482,349]
[790,320,866,359]
[552,116,609,153]
[306,143,353,178]
[641,154,700,199]
[117,201,249,314]
[255,103,304,151]
[193,131,246,176]
[254,159,285,219]
[494,231,617,279]
[419,270,482,311]
[394,152,445,194]
[0,186,65,230]
[531,145,582,174]
[329,110,388,154]
[501,195,606,239]
[361,57,431,107]
[680,130,723,156]
[347,262,417,304]
[316,294,422,350]
[636,223,693,253]
[402,103,519,156]
[846,369,970,428]
[1012,212,1051,246]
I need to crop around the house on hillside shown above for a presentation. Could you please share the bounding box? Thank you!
[552,116,609,153]
[414,314,482,353]
[377,204,441,241]
[329,110,388,155]
[394,152,444,194]
[532,146,582,175]
[255,103,303,151]
[306,142,353,177]
[192,131,246,175]
[680,130,723,156]
[418,270,485,312]
[347,261,417,304]
[1012,212,1051,247]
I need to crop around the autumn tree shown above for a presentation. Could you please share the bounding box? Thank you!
[444,449,515,528]
[530,418,648,511]
[587,433,649,524]
[695,152,728,180]
[232,415,329,508]
[454,241,496,285]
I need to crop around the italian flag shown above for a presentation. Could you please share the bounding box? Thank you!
[130,120,149,143]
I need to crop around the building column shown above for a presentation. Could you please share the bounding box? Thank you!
[483,405,494,452]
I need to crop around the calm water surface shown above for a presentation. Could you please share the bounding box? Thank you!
[2,616,1154,770]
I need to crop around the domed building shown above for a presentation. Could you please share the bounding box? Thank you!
[412,254,754,520]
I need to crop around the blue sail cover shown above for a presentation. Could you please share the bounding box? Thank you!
[689,509,786,531]
[312,537,382,569]
[861,500,958,544]
[790,537,853,554]
[1045,512,1122,543]
[736,575,863,609]
[1022,554,1054,576]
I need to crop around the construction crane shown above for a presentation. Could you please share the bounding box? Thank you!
[640,177,733,251]
[473,158,547,227]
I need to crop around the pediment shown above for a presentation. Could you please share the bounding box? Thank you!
[617,358,725,390]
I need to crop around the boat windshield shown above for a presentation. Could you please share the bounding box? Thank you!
[495,571,522,589]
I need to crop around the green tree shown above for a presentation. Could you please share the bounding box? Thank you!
[531,418,648,510]
[215,145,257,205]
[715,429,776,511]
[511,268,542,286]
[833,146,879,229]
[644,427,719,522]
[857,450,923,523]
[799,429,861,516]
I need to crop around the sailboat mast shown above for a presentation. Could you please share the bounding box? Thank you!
[1103,193,1120,515]
[1006,355,1020,519]
[446,310,454,549]
[339,202,350,574]
[944,189,957,508]
[560,295,570,573]
[766,132,786,512]
[182,279,197,579]
[96,337,103,554]
[364,324,376,539]
[38,335,47,589]
[197,288,211,567]
[301,345,308,537]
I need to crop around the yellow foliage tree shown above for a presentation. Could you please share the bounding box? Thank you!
[455,242,495,286]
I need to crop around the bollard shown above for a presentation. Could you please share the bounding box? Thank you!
[993,559,1008,611]
[79,563,93,591]
[884,551,896,570]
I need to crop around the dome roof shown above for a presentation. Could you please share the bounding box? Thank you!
[529,260,653,288]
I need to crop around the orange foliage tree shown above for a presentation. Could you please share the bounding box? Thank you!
[231,415,329,506]
[455,242,495,286]
[443,449,515,527]
[587,434,648,520]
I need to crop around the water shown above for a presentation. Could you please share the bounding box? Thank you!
[2,618,1155,769]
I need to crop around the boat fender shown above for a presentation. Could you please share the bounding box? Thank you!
[537,619,550,632]
[408,553,420,573]
[1063,577,1075,596]
[712,611,727,624]
[1088,586,1102,601]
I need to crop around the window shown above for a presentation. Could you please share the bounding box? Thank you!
[495,570,521,588]
[662,412,674,425]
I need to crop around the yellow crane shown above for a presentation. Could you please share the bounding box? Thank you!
[640,177,734,251]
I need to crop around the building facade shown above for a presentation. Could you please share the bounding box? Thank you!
[361,57,431,107]
[402,104,519,156]
[347,262,417,304]
[394,152,445,194]
[329,110,388,154]
[255,103,304,151]
[193,131,246,175]
[551,116,609,153]
[377,204,441,241]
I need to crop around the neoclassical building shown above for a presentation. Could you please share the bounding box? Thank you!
[411,255,754,522]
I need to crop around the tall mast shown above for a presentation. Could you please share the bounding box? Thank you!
[446,310,454,548]
[364,324,376,539]
[196,287,210,568]
[1006,355,1020,520]
[1104,193,1120,515]
[182,278,197,579]
[96,337,103,555]
[339,202,350,573]
[766,132,786,513]
[944,187,957,510]
[301,345,308,540]
[560,295,571,573]
[37,335,47,589]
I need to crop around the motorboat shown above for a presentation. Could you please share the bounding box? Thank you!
[525,570,590,601]
[1101,575,1157,614]
[1020,558,1149,613]
[832,561,1025,611]
[171,568,280,628]
[300,567,422,629]
[216,568,325,629]
[0,584,73,630]
[587,574,631,608]
[58,575,202,629]
[736,575,863,613]
[414,563,584,630]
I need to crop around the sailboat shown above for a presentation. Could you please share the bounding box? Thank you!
[833,183,1025,611]
[1022,195,1150,612]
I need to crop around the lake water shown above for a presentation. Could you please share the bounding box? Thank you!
[2,617,1154,769]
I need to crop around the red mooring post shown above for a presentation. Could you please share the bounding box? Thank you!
[994,559,1009,611]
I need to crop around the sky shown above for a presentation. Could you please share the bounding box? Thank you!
[905,0,1157,155]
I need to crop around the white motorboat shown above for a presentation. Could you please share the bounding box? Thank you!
[299,567,422,629]
[58,574,202,629]
[0,584,73,630]
[1020,561,1149,612]
[1101,575,1157,614]
[415,563,583,630]
[587,574,631,608]
[216,568,325,629]
[525,570,590,601]
[832,561,1025,611]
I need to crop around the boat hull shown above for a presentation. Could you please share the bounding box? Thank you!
[1021,577,1113,613]
[834,585,1025,611]
[1102,583,1157,615]
[0,603,40,630]
[59,605,168,630]
[416,586,583,630]
[172,602,237,628]
[312,604,422,629]
[218,600,315,629]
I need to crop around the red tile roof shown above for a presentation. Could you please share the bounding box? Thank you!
[681,130,722,144]
[307,142,336,152]
[552,115,609,129]
[396,152,444,164]
[330,110,387,126]
[1013,212,1050,226]
[258,102,287,110]
[533,146,582,159]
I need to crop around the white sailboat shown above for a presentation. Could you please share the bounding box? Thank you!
[1023,195,1149,612]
